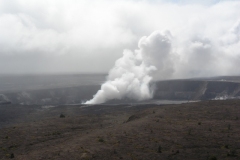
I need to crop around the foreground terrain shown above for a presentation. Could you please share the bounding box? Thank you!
[0,100,240,160]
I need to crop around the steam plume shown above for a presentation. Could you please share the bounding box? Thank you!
[85,31,172,104]
[85,17,240,104]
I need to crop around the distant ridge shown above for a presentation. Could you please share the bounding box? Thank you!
[0,75,240,105]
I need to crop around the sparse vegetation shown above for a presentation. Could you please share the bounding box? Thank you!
[60,114,65,118]
[188,128,192,135]
[45,131,61,136]
[5,153,14,159]
[227,149,237,157]
[208,156,217,160]
[98,138,104,143]
[228,124,231,130]
[158,145,162,153]
[10,153,14,159]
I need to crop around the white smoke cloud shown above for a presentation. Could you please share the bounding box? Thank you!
[172,18,240,78]
[85,31,173,104]
[85,17,240,104]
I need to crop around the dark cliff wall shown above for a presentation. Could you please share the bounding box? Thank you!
[153,80,240,100]
[1,85,100,105]
[1,80,240,105]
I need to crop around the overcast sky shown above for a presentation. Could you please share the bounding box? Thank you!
[0,0,239,78]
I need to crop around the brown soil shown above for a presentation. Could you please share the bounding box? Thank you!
[0,100,240,160]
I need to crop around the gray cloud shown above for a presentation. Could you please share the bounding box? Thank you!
[0,0,239,78]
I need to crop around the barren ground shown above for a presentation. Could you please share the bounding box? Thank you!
[0,100,240,160]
